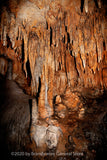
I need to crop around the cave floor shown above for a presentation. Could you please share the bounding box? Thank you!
[0,76,107,160]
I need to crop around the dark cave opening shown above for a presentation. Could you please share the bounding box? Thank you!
[7,36,12,48]
[81,0,84,12]
[50,27,52,46]
[0,55,13,80]
[36,77,41,105]
[94,0,99,8]
[6,59,13,80]
[21,39,24,71]
[26,59,32,86]
[67,32,70,44]
[103,40,106,50]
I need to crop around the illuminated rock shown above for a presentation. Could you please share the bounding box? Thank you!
[0,1,107,157]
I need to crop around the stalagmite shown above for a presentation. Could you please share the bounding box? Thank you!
[32,99,38,123]
[46,125,62,149]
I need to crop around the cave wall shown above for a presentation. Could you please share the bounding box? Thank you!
[0,0,107,119]
[0,56,8,76]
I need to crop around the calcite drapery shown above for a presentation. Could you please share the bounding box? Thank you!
[0,0,107,120]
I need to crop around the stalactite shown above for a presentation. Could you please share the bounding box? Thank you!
[23,33,28,77]
[0,1,107,154]
[84,0,88,13]
[18,26,22,41]
[56,23,60,47]
[101,20,105,38]
[61,22,65,38]
[70,28,73,44]
[44,46,50,118]
[61,44,65,71]
[1,8,9,46]
[97,38,103,63]
[98,0,101,8]
[82,57,86,69]
[80,44,86,68]
[101,20,107,51]
[59,19,62,40]
[45,81,51,118]
[3,26,7,46]
[34,56,44,92]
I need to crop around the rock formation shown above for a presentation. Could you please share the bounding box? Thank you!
[0,0,107,159]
